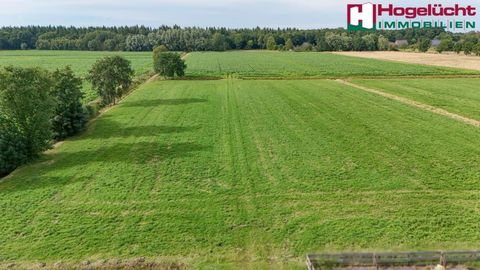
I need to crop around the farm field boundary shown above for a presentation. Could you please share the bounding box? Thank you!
[238,74,480,80]
[336,79,480,128]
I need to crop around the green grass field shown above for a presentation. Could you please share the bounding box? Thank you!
[185,51,480,78]
[352,78,480,120]
[2,78,480,268]
[0,50,152,101]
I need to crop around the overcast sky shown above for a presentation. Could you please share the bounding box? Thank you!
[0,0,479,29]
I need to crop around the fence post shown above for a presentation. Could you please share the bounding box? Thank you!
[440,251,446,267]
[306,255,315,270]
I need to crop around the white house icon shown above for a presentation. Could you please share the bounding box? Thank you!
[349,3,375,29]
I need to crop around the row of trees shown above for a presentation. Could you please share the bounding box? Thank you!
[0,67,87,176]
[433,32,480,55]
[0,26,458,52]
[0,57,135,176]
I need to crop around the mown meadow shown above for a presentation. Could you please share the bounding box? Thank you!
[2,75,480,268]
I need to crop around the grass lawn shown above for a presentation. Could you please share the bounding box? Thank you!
[0,50,152,101]
[1,79,480,268]
[352,78,480,120]
[185,51,480,78]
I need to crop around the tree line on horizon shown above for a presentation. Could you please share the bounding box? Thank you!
[1,25,479,53]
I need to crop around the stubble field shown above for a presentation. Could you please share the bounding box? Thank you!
[334,51,480,71]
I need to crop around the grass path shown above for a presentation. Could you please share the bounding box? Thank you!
[351,78,480,120]
[336,79,480,128]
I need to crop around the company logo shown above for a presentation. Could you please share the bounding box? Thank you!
[347,3,477,31]
[347,3,377,30]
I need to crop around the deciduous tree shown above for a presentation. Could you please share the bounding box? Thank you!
[266,36,276,50]
[377,35,390,51]
[51,66,88,140]
[474,43,480,56]
[418,38,431,52]
[0,67,54,175]
[153,52,186,78]
[285,38,294,51]
[463,41,475,55]
[87,56,134,105]
[454,42,463,54]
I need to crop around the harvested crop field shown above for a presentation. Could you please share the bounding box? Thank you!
[334,51,480,71]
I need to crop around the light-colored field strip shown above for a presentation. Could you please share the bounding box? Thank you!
[334,51,480,71]
[336,79,480,128]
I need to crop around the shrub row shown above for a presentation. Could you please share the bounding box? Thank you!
[0,56,135,177]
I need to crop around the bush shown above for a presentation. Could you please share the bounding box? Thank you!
[436,39,453,54]
[454,43,463,54]
[295,42,314,52]
[153,52,186,78]
[464,41,475,55]
[418,39,431,52]
[474,44,480,56]
[377,35,390,51]
[51,66,89,140]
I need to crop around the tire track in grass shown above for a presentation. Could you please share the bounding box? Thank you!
[336,79,480,128]
[222,78,259,261]
[235,81,288,259]
[241,83,283,190]
[225,78,282,261]
[233,80,272,262]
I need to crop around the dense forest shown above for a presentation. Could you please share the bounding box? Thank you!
[1,25,479,52]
